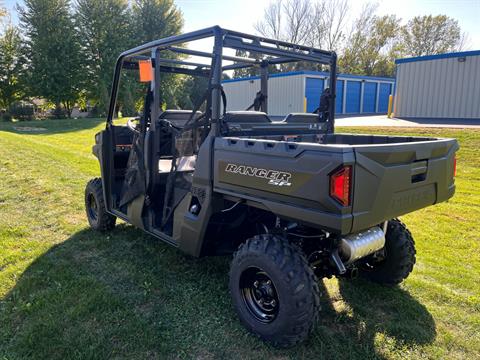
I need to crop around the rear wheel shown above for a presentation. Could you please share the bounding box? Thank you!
[229,234,320,348]
[85,178,116,231]
[359,219,416,285]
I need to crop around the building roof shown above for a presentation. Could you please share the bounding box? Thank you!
[395,50,480,64]
[223,70,395,84]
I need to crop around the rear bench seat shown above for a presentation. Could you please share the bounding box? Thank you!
[222,111,271,124]
[222,111,324,124]
[282,113,323,123]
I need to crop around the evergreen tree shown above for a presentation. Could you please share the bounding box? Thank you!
[18,0,83,117]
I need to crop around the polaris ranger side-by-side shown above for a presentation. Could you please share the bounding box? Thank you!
[85,27,458,347]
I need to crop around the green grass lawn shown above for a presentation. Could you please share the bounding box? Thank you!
[0,118,479,359]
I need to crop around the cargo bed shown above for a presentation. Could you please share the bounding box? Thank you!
[214,133,458,234]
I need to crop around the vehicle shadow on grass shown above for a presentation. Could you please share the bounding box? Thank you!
[0,225,435,359]
[307,278,436,359]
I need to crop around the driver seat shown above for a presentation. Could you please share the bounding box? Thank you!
[147,109,202,193]
[158,110,202,128]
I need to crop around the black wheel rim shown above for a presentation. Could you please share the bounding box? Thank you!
[87,193,98,221]
[240,267,279,323]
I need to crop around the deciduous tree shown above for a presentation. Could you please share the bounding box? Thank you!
[401,15,465,57]
[75,0,132,115]
[255,0,348,51]
[131,0,184,110]
[339,4,400,77]
[132,0,183,43]
[0,24,25,112]
[18,0,83,117]
[310,0,348,50]
[255,0,313,45]
[254,0,349,72]
[0,1,6,20]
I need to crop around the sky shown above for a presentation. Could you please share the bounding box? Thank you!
[3,0,480,50]
[175,0,480,49]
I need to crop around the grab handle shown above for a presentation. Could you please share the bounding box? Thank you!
[411,160,427,183]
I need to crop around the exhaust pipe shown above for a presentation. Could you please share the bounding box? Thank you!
[339,226,386,264]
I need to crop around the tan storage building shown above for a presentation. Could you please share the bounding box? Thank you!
[394,50,480,120]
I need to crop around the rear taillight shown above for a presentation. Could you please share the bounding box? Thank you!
[454,156,457,177]
[330,165,352,206]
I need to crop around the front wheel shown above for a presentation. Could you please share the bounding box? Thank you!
[229,234,320,348]
[85,178,116,231]
[359,219,416,285]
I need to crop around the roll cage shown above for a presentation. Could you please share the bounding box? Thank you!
[106,25,338,134]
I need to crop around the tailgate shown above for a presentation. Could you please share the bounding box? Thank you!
[351,138,458,232]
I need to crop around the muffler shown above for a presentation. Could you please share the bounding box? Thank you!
[339,226,385,264]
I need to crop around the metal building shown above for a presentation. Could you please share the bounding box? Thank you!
[222,71,395,117]
[394,50,480,119]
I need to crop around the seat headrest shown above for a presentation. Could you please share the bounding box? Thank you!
[283,113,323,123]
[158,110,202,121]
[223,111,271,124]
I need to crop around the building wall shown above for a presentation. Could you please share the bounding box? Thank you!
[222,74,305,116]
[394,52,480,119]
[293,74,394,115]
[223,71,395,117]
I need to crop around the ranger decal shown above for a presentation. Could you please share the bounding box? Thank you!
[225,163,292,187]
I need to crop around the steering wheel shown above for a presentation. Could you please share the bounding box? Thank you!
[127,117,141,134]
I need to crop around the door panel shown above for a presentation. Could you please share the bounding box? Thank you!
[346,81,361,113]
[306,77,325,113]
[336,80,344,114]
[378,83,392,113]
[363,82,377,113]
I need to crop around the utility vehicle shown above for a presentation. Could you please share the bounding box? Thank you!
[85,26,458,347]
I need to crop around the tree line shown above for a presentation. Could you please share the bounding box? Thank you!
[0,0,470,120]
[0,0,183,120]
[252,0,468,78]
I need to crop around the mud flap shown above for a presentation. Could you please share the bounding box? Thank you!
[127,194,146,229]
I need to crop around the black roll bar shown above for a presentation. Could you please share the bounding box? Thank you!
[106,25,337,131]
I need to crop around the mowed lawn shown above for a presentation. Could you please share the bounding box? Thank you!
[0,118,479,359]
